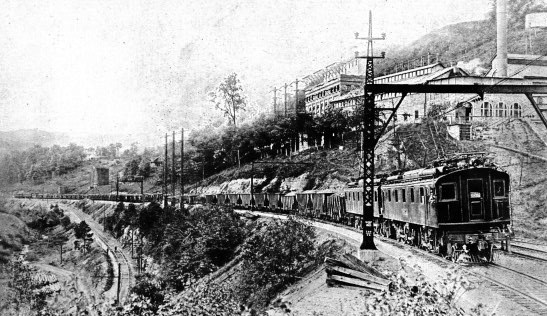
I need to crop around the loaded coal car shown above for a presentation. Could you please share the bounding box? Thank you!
[280,192,298,213]
[267,192,283,213]
[374,153,511,262]
[295,190,334,218]
[325,193,345,222]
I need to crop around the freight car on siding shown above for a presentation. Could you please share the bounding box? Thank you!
[344,153,511,262]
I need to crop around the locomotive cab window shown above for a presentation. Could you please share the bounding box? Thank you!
[388,190,392,202]
[374,191,377,202]
[493,180,505,197]
[394,190,399,202]
[440,183,457,201]
[402,189,406,202]
[419,187,425,203]
[410,188,415,203]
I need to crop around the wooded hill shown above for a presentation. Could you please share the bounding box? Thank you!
[377,0,547,76]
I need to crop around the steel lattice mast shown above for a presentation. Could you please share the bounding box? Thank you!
[355,11,385,250]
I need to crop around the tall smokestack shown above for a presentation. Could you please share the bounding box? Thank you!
[493,0,508,77]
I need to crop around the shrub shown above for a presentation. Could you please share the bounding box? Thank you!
[160,206,246,291]
[129,273,165,312]
[363,260,482,315]
[237,217,316,308]
[59,215,71,228]
[73,221,91,239]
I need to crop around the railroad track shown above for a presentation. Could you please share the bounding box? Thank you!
[89,221,135,304]
[513,237,547,246]
[469,264,547,315]
[510,243,547,262]
[57,201,136,305]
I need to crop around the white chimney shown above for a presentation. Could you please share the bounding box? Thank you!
[493,0,508,77]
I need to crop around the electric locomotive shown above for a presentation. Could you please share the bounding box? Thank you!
[344,153,511,262]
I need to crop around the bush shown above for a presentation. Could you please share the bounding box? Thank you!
[129,273,165,312]
[363,260,482,315]
[74,221,91,239]
[60,215,71,228]
[237,217,316,308]
[160,206,246,291]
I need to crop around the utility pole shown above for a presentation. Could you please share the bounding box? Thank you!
[116,173,119,202]
[164,133,168,208]
[117,262,121,305]
[284,83,288,117]
[131,228,134,259]
[250,162,254,210]
[180,128,184,211]
[294,79,299,114]
[271,87,278,118]
[355,11,385,250]
[172,131,176,200]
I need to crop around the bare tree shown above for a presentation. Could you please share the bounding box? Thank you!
[211,73,246,127]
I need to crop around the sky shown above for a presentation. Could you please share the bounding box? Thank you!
[0,0,492,146]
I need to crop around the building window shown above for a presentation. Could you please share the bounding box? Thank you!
[481,102,491,117]
[415,110,419,119]
[496,102,506,117]
[512,103,521,117]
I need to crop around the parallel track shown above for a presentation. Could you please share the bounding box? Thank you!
[470,264,547,315]
[89,220,135,304]
[510,242,547,262]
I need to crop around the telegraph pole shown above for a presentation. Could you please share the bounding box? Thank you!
[116,173,119,202]
[271,87,278,118]
[355,11,385,250]
[172,131,176,200]
[180,128,184,211]
[294,79,299,114]
[164,133,168,208]
[284,83,288,117]
[250,162,254,210]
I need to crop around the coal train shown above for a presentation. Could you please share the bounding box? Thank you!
[13,192,163,203]
[13,153,511,262]
[201,153,512,263]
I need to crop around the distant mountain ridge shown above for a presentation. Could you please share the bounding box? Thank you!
[0,129,69,155]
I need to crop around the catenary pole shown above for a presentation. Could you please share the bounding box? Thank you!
[355,11,385,250]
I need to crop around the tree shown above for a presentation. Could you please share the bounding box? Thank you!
[211,73,246,127]
[74,221,92,240]
[238,217,316,307]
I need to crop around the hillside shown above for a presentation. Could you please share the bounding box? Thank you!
[0,129,69,156]
[377,17,547,76]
